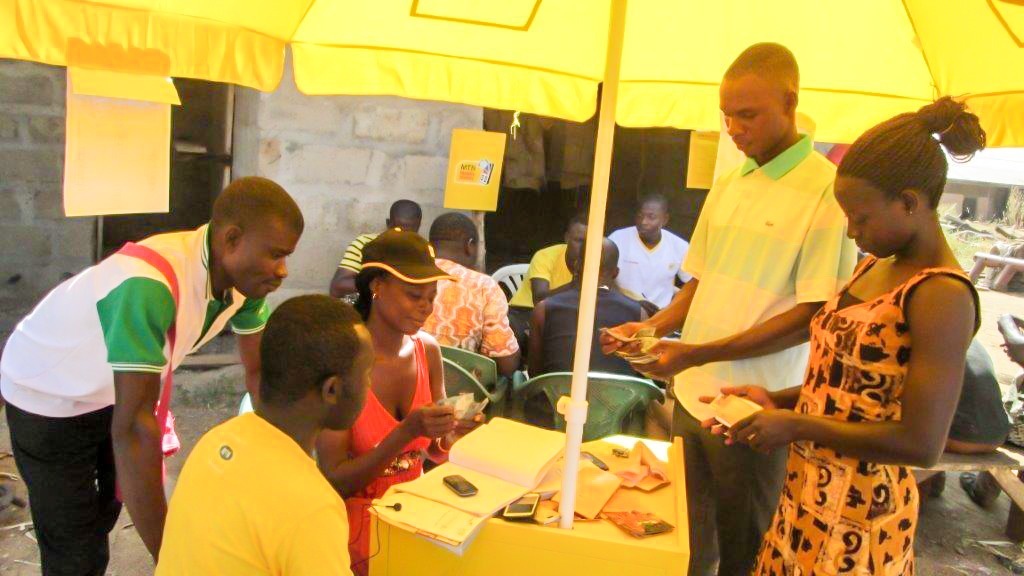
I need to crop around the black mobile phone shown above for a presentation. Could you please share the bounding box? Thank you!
[443,475,478,497]
[581,451,609,471]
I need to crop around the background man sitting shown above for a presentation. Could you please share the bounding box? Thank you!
[507,214,587,354]
[608,193,691,315]
[528,238,644,378]
[422,213,521,376]
[330,199,422,298]
[955,318,1019,506]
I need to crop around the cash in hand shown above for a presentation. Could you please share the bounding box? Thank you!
[602,327,661,365]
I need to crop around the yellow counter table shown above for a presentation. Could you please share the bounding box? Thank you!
[369,436,689,576]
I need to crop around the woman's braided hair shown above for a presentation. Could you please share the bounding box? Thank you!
[837,97,987,208]
[354,267,388,321]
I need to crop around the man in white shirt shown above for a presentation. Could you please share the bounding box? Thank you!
[1,177,302,573]
[608,194,691,311]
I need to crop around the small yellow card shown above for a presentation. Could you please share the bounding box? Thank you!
[444,129,506,212]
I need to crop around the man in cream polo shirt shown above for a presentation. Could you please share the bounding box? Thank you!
[0,177,303,574]
[602,44,856,576]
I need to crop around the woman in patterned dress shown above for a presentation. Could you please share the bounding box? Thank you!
[316,230,474,576]
[702,97,986,575]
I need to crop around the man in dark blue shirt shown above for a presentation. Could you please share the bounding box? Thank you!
[529,238,645,377]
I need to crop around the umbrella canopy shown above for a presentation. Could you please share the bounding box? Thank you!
[2,0,1023,144]
[3,0,1023,531]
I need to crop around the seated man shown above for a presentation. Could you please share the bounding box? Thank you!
[957,317,1019,506]
[608,193,691,314]
[918,338,1011,499]
[948,339,1011,455]
[330,199,422,298]
[422,213,521,376]
[529,238,644,377]
[507,214,587,353]
[157,295,372,575]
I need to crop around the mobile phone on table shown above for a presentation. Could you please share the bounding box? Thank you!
[502,493,540,521]
[443,475,478,497]
[581,451,609,471]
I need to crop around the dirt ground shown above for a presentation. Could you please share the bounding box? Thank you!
[0,289,1023,574]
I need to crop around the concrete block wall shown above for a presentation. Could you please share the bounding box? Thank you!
[0,61,94,301]
[234,57,483,303]
[945,181,1011,221]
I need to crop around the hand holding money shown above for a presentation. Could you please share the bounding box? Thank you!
[625,339,709,381]
[599,323,653,355]
[606,328,661,365]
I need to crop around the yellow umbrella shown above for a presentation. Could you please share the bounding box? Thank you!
[617,0,1024,146]
[4,0,1023,144]
[293,0,1024,146]
[4,0,1024,530]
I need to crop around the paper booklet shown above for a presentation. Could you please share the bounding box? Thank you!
[373,492,488,556]
[374,419,564,554]
[393,418,565,517]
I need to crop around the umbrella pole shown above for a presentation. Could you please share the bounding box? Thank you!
[557,0,628,530]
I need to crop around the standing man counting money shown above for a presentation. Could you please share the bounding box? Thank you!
[601,44,856,576]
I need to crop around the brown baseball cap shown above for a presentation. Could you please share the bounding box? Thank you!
[361,229,456,284]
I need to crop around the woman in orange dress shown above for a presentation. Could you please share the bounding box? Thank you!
[703,97,985,575]
[317,229,471,576]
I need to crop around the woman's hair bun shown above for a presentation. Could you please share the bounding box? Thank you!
[915,96,987,161]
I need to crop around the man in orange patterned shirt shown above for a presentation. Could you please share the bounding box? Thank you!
[422,213,520,376]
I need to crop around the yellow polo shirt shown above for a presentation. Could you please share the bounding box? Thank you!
[509,244,575,309]
[157,413,351,576]
[676,136,857,421]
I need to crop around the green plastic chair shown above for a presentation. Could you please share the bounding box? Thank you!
[440,345,529,417]
[440,346,499,390]
[508,372,665,441]
[442,358,508,417]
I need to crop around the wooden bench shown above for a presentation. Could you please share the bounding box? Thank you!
[915,445,1024,540]
[920,445,1024,509]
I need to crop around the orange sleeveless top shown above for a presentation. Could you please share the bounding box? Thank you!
[754,257,979,576]
[346,335,434,575]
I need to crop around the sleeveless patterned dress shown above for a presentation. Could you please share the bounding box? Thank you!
[345,336,434,576]
[753,257,979,576]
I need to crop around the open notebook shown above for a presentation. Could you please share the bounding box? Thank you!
[373,491,489,555]
[394,418,565,517]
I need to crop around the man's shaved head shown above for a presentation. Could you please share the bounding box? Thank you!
[720,43,801,164]
[724,42,799,94]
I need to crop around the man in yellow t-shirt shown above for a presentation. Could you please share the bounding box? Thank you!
[157,295,373,575]
[507,214,587,353]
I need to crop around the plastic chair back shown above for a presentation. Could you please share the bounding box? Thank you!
[442,358,489,400]
[440,346,499,391]
[491,264,529,301]
[513,372,665,441]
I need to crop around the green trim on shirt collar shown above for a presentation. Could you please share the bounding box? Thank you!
[202,224,229,304]
[739,135,813,180]
[203,224,213,301]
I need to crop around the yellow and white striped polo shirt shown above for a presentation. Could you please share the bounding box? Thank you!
[676,136,857,421]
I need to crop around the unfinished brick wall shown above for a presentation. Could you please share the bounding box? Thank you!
[232,56,483,303]
[0,61,94,303]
